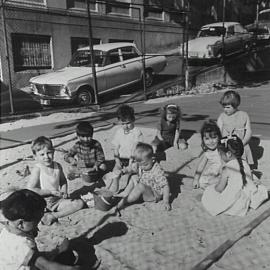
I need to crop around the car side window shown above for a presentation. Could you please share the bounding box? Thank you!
[106,49,120,65]
[227,26,235,36]
[121,46,139,60]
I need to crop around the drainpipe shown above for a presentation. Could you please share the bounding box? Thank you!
[1,0,14,114]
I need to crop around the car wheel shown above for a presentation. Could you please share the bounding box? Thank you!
[144,69,154,88]
[216,51,223,63]
[76,88,94,106]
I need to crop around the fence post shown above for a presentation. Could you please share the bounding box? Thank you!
[1,0,14,114]
[86,0,98,105]
[184,1,189,92]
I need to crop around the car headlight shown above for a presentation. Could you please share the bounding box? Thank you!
[207,45,213,57]
[30,83,37,94]
[59,85,71,97]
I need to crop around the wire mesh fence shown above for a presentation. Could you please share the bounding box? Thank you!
[0,0,189,115]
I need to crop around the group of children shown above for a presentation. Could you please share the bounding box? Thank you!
[0,90,268,269]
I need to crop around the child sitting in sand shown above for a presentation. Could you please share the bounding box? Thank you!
[105,104,143,193]
[0,189,82,269]
[64,121,107,182]
[193,120,223,189]
[151,104,187,161]
[202,135,268,216]
[27,136,85,225]
[115,142,171,212]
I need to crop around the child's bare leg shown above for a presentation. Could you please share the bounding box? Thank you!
[43,199,84,225]
[108,177,120,193]
[117,183,155,210]
[115,174,138,197]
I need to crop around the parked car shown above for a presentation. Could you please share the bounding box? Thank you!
[246,9,270,46]
[179,22,253,63]
[30,42,167,106]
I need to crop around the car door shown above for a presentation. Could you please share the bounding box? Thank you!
[102,48,130,93]
[119,46,142,84]
[224,25,239,55]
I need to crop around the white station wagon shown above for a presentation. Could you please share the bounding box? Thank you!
[30,42,167,106]
[180,22,252,63]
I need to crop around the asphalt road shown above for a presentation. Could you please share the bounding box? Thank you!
[1,83,270,150]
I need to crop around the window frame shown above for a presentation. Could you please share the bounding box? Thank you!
[106,1,131,17]
[144,6,164,21]
[67,0,98,12]
[12,33,52,72]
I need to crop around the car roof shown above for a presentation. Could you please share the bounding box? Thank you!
[201,22,240,29]
[259,8,270,14]
[78,42,135,52]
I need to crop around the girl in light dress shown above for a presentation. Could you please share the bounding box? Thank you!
[193,121,223,189]
[217,90,254,167]
[202,135,268,216]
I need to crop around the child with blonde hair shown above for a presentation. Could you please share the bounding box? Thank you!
[27,136,84,225]
[193,120,223,189]
[217,90,253,167]
[115,142,171,212]
[202,135,268,216]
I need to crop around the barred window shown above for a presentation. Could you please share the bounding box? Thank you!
[12,34,51,71]
[67,0,97,11]
[106,1,130,16]
[71,37,101,55]
[144,7,163,20]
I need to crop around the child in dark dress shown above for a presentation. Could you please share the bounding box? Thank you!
[151,104,187,160]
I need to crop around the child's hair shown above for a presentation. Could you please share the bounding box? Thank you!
[200,120,222,151]
[31,136,54,155]
[76,121,94,137]
[218,135,247,186]
[0,189,46,222]
[161,104,181,121]
[219,90,241,108]
[134,142,154,162]
[117,104,135,122]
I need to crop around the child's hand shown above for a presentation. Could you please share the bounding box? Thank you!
[193,179,200,189]
[164,202,171,211]
[51,190,61,197]
[61,192,68,199]
[178,141,188,150]
[56,238,70,254]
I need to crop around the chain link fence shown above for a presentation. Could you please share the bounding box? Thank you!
[0,0,189,115]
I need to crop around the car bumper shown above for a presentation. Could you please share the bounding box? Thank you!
[33,94,73,106]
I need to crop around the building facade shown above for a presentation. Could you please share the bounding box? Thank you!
[0,0,184,92]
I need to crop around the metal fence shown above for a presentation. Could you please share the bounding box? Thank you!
[0,0,189,115]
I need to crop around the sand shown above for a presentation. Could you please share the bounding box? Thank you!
[1,114,270,269]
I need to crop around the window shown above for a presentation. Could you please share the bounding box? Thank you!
[121,46,139,60]
[67,0,97,11]
[106,1,130,16]
[109,38,134,43]
[144,6,163,20]
[71,37,101,55]
[12,34,51,71]
[7,0,45,4]
[106,49,120,65]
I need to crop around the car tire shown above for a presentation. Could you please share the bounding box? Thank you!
[144,69,154,88]
[216,51,223,63]
[76,87,94,106]
[244,42,252,52]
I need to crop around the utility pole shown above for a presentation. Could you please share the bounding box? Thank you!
[1,0,14,114]
[86,0,98,105]
[184,1,189,92]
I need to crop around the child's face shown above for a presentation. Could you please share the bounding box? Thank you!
[138,155,154,171]
[34,146,54,167]
[120,120,134,134]
[203,132,219,150]
[166,112,177,122]
[219,150,231,163]
[78,135,92,144]
[223,104,237,116]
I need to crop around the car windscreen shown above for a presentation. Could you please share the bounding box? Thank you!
[69,50,105,67]
[259,11,270,21]
[198,26,226,37]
